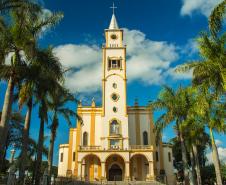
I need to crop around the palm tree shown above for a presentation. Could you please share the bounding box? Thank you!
[176,2,225,184]
[202,94,225,185]
[176,1,226,97]
[16,10,63,183]
[0,0,40,13]
[0,4,63,180]
[33,48,64,185]
[47,87,76,183]
[0,111,24,173]
[209,0,226,39]
[150,86,192,185]
[181,119,210,185]
[0,0,41,169]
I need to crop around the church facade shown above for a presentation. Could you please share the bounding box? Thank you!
[58,12,174,184]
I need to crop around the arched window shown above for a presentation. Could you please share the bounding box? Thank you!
[143,131,148,145]
[110,119,120,135]
[83,132,88,146]
[168,152,171,162]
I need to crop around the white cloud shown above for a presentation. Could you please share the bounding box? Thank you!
[206,143,226,164]
[181,39,199,57]
[215,139,223,147]
[53,28,193,94]
[167,67,193,80]
[53,44,101,93]
[181,0,223,17]
[218,147,226,163]
[124,28,179,85]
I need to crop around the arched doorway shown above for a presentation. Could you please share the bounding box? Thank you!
[82,154,101,181]
[130,154,149,181]
[105,154,125,181]
[109,164,122,181]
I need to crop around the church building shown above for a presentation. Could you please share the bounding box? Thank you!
[58,10,174,184]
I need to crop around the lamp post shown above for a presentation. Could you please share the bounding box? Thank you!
[7,145,16,185]
[10,144,16,164]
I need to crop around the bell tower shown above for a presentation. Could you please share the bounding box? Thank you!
[101,4,129,150]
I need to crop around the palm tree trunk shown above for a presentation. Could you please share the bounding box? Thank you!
[209,128,222,185]
[19,97,32,183]
[34,117,45,185]
[47,124,56,184]
[179,130,190,185]
[0,77,14,170]
[189,149,197,185]
[192,144,202,185]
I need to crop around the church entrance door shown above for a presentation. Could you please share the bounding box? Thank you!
[108,164,122,181]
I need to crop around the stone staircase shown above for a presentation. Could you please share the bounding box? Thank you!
[62,181,165,185]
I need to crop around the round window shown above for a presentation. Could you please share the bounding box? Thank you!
[113,107,118,113]
[111,34,117,40]
[113,83,117,89]
[111,93,119,101]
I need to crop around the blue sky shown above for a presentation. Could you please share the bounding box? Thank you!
[1,0,226,165]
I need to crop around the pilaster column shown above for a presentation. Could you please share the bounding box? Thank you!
[81,162,86,180]
[101,162,106,180]
[149,161,154,180]
[77,161,82,180]
[125,161,130,181]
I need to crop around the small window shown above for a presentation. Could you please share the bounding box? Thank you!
[73,152,76,161]
[60,153,63,162]
[113,83,117,89]
[111,93,119,101]
[168,152,171,162]
[110,139,120,149]
[108,59,121,69]
[143,131,148,145]
[110,120,120,135]
[113,107,118,113]
[156,151,159,161]
[83,132,88,146]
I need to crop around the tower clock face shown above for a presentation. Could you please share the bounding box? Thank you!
[111,34,117,40]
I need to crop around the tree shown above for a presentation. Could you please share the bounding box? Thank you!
[202,94,225,185]
[47,87,77,183]
[176,2,226,183]
[0,0,42,170]
[15,9,63,183]
[201,163,226,184]
[0,0,40,13]
[0,111,24,173]
[150,86,193,185]
[182,119,210,185]
[176,1,225,97]
[209,0,226,39]
[33,48,64,185]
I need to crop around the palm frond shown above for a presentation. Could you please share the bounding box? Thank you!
[32,12,63,37]
[209,0,226,38]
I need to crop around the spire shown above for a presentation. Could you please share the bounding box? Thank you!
[109,14,119,29]
[109,2,119,29]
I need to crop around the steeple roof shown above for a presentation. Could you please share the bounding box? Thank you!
[109,13,119,29]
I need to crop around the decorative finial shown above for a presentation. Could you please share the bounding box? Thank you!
[91,97,95,107]
[134,98,139,106]
[78,99,82,107]
[110,2,117,15]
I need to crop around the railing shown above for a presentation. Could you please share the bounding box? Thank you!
[79,145,101,151]
[79,145,153,151]
[129,145,153,150]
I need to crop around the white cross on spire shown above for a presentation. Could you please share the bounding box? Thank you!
[110,2,117,15]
